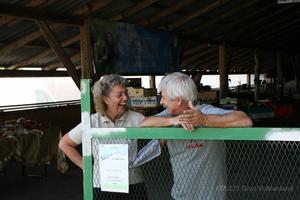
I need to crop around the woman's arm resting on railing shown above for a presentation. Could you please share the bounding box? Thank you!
[59,134,83,169]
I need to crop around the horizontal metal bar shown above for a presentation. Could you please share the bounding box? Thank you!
[89,127,300,141]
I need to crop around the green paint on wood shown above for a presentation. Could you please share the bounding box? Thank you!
[83,155,93,200]
[81,79,91,113]
[90,127,300,141]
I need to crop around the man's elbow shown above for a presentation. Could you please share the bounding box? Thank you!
[243,116,253,127]
[236,111,253,127]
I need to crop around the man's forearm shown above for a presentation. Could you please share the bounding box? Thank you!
[140,116,177,127]
[205,111,253,127]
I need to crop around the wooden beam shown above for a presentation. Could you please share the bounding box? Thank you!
[219,42,228,98]
[0,3,84,26]
[73,0,113,16]
[167,0,228,30]
[80,18,93,79]
[254,50,260,101]
[0,0,49,26]
[137,0,196,26]
[0,70,70,77]
[112,0,160,21]
[36,20,80,88]
[8,35,80,70]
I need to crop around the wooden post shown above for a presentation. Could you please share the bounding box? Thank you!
[219,42,228,98]
[247,73,251,90]
[254,50,260,101]
[149,75,156,89]
[36,20,80,88]
[80,18,93,79]
[276,52,283,101]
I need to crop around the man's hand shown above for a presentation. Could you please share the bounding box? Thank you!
[178,101,208,127]
[170,116,194,131]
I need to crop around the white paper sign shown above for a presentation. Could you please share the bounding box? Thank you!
[99,144,129,193]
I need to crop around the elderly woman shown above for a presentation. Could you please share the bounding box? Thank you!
[59,74,147,199]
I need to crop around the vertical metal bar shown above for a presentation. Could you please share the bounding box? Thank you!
[81,79,93,200]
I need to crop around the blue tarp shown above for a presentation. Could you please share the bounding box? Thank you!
[91,19,181,74]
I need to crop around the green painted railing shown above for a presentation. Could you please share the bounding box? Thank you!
[80,79,300,200]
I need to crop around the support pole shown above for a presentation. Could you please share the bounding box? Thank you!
[149,75,156,89]
[276,52,283,102]
[254,50,260,101]
[80,18,93,79]
[247,73,251,91]
[219,42,228,98]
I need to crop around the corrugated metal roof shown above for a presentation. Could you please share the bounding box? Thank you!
[0,0,298,75]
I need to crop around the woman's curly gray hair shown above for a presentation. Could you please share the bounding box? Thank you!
[92,74,127,115]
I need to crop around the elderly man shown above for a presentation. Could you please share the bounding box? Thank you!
[141,72,252,200]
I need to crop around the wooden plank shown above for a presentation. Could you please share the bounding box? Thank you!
[36,20,80,88]
[111,0,160,21]
[167,0,228,30]
[137,0,196,26]
[8,35,80,70]
[0,70,69,77]
[80,18,93,79]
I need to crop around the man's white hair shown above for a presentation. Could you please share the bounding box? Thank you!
[159,72,198,103]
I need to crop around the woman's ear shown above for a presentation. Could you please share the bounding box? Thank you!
[102,96,109,105]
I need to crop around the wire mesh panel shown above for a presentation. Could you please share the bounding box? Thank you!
[226,141,300,200]
[90,138,300,200]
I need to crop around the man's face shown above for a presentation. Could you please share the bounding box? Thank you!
[103,85,128,115]
[160,88,181,115]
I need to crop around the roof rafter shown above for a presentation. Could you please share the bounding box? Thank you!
[185,0,259,34]
[111,0,160,21]
[166,0,228,31]
[8,34,80,70]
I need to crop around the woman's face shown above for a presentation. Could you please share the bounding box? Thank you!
[103,84,128,115]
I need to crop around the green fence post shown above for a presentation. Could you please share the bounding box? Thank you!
[81,79,93,200]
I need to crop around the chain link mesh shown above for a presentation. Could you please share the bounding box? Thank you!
[91,138,300,200]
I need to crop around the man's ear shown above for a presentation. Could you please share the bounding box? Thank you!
[176,97,184,106]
